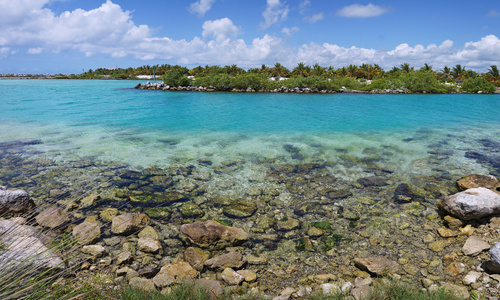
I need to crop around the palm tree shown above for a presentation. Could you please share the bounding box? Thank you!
[400,63,413,73]
[421,63,433,72]
[487,65,499,85]
[452,64,465,80]
[310,63,325,76]
[292,62,310,77]
[347,64,358,77]
[272,62,289,77]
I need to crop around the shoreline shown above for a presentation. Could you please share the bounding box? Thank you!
[134,81,500,94]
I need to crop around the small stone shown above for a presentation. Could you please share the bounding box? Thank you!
[421,278,433,288]
[81,245,105,257]
[129,277,156,292]
[137,237,162,254]
[80,193,100,207]
[205,252,246,270]
[437,228,458,238]
[462,236,490,256]
[428,240,448,252]
[444,215,463,229]
[111,213,150,235]
[152,261,198,288]
[463,271,482,285]
[184,247,210,271]
[313,273,336,283]
[353,257,399,275]
[72,221,101,245]
[247,255,267,265]
[237,269,257,282]
[36,205,69,228]
[307,227,324,237]
[138,226,160,240]
[180,220,248,250]
[221,267,244,285]
[100,208,118,221]
[276,218,300,231]
[115,251,132,265]
[445,262,467,276]
[351,285,373,300]
[460,224,474,236]
[280,287,296,296]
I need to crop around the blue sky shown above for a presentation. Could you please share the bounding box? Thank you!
[1,0,500,74]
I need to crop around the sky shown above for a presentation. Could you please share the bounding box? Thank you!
[1,0,500,74]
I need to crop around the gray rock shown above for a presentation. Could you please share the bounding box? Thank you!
[72,221,101,245]
[462,235,490,256]
[35,205,69,228]
[180,220,248,250]
[488,242,500,273]
[115,251,133,265]
[0,220,64,276]
[438,187,500,220]
[111,213,150,235]
[204,252,246,270]
[0,187,35,216]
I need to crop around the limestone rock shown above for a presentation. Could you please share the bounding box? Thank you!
[115,251,133,265]
[221,267,244,285]
[137,237,162,254]
[180,220,248,250]
[438,188,500,220]
[457,174,499,190]
[205,252,246,270]
[488,242,500,273]
[129,277,156,292]
[36,205,69,228]
[184,247,210,271]
[138,226,160,240]
[111,213,150,235]
[0,220,64,276]
[82,245,106,257]
[237,269,257,282]
[0,186,35,215]
[463,271,482,285]
[353,257,399,275]
[73,221,101,245]
[445,262,467,276]
[152,261,197,288]
[462,235,490,256]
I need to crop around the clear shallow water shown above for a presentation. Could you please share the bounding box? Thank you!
[0,79,499,180]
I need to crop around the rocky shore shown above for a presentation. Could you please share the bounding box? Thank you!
[134,82,409,94]
[1,138,500,299]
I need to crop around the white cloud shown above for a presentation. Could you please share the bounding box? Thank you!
[202,18,240,42]
[487,9,500,17]
[189,0,216,16]
[0,1,499,71]
[261,0,289,29]
[28,47,43,54]
[305,12,323,23]
[337,3,388,18]
[282,26,299,36]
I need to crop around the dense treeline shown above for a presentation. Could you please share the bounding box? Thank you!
[49,62,500,93]
[158,62,498,93]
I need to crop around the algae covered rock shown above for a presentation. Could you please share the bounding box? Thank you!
[223,199,257,218]
[457,174,499,190]
[35,205,69,228]
[180,220,248,250]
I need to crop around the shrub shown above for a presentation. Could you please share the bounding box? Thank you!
[460,77,496,93]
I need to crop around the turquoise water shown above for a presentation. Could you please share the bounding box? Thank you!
[1,79,499,179]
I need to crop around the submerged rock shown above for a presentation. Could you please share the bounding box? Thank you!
[73,221,101,245]
[111,213,150,235]
[180,220,248,250]
[0,186,36,216]
[35,205,69,228]
[457,174,499,190]
[438,187,500,220]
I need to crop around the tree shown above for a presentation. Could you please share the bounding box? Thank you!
[487,65,499,85]
[292,62,310,77]
[400,63,414,73]
[163,69,191,87]
[452,64,465,80]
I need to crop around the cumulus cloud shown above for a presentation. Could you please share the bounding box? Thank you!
[337,3,388,18]
[189,0,216,16]
[202,18,240,42]
[0,0,499,71]
[305,12,323,23]
[282,26,299,36]
[261,0,289,29]
[299,0,310,14]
